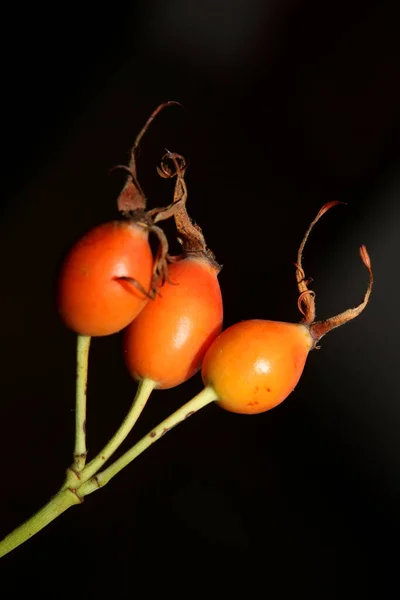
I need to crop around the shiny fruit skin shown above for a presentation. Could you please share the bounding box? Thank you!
[58,221,153,336]
[201,319,314,414]
[123,256,223,389]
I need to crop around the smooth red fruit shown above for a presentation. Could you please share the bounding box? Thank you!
[202,319,314,414]
[58,221,153,336]
[123,256,223,389]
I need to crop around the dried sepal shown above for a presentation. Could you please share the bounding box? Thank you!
[295,201,346,324]
[310,244,373,341]
[110,103,185,299]
[295,202,374,345]
[157,151,221,270]
[115,102,182,215]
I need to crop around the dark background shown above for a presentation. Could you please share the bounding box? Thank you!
[1,1,399,596]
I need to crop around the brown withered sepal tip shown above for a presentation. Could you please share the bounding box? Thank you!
[294,201,373,347]
[111,101,184,298]
[157,151,221,272]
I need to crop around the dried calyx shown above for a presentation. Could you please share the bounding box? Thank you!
[113,102,183,297]
[294,201,373,347]
[157,151,221,271]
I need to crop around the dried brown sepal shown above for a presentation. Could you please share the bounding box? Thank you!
[116,178,146,214]
[295,201,346,323]
[309,244,373,342]
[115,225,176,300]
[157,151,221,270]
[148,196,186,224]
[110,102,185,299]
[116,101,182,215]
[295,202,374,346]
[115,276,155,300]
[149,225,175,291]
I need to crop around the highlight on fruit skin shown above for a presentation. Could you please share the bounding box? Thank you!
[201,202,373,415]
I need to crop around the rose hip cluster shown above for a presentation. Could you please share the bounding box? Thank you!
[0,103,374,560]
[57,104,373,415]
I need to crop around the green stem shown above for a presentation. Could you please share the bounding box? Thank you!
[72,335,91,473]
[0,488,82,559]
[76,378,156,485]
[79,385,218,497]
[0,385,217,558]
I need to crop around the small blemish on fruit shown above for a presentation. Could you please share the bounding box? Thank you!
[247,401,259,406]
[254,386,259,393]
[265,387,271,392]
[185,411,195,419]
[150,431,157,438]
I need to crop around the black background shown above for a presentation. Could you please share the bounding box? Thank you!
[1,1,399,596]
